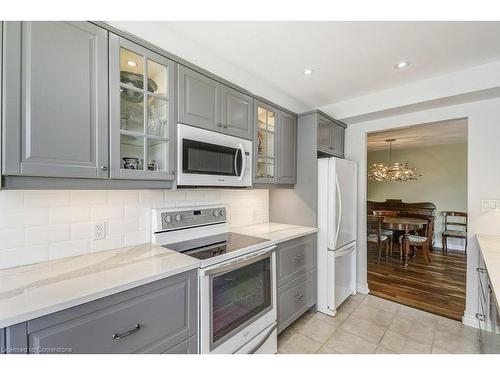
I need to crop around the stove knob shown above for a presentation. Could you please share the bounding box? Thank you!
[213,210,219,217]
[174,214,182,222]
[219,209,224,217]
[164,215,172,223]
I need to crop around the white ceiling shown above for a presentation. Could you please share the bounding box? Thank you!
[113,21,500,113]
[367,118,468,151]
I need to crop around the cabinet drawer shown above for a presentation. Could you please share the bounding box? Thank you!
[277,268,316,333]
[277,235,315,287]
[27,271,197,354]
[163,335,198,354]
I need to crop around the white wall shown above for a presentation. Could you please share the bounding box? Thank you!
[345,97,500,326]
[367,143,468,250]
[0,189,269,269]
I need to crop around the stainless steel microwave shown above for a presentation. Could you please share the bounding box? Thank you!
[176,123,252,187]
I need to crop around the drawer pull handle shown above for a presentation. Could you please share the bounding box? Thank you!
[295,294,304,301]
[476,267,487,273]
[112,324,141,340]
[475,313,485,322]
[488,284,492,294]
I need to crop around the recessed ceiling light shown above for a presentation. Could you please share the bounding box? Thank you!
[303,68,315,76]
[395,61,410,69]
[127,60,137,67]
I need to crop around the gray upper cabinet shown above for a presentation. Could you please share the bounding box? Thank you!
[109,34,175,181]
[317,114,345,158]
[221,86,253,140]
[254,101,279,184]
[2,21,109,178]
[178,65,222,131]
[278,112,297,184]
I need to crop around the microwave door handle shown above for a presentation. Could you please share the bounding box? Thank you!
[238,144,246,181]
[234,147,240,176]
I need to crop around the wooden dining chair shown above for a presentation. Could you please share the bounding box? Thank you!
[399,217,435,265]
[367,215,391,264]
[372,210,396,253]
[442,211,467,254]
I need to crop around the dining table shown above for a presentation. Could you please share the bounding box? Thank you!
[380,216,428,266]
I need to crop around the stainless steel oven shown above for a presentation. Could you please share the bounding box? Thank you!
[177,123,252,187]
[199,247,277,354]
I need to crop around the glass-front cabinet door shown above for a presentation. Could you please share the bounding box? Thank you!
[109,35,175,180]
[255,102,279,183]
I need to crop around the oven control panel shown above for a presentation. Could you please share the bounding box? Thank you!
[160,206,227,231]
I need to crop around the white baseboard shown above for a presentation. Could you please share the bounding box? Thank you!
[356,283,370,294]
[462,312,479,329]
[433,239,467,252]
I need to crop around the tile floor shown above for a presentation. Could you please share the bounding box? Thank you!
[277,294,481,354]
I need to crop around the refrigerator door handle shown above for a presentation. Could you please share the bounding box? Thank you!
[335,172,342,246]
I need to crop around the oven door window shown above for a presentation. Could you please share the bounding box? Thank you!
[211,257,271,348]
[182,138,242,176]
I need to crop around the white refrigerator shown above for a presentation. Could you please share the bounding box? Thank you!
[317,157,357,316]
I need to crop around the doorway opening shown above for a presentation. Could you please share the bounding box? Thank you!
[366,118,468,321]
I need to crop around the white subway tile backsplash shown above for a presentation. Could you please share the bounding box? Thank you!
[24,191,71,208]
[0,229,25,250]
[0,191,24,209]
[70,191,109,206]
[25,224,71,246]
[90,205,124,221]
[108,218,140,235]
[124,230,150,247]
[70,222,93,240]
[0,189,269,269]
[108,191,139,204]
[50,206,89,224]
[49,239,90,260]
[91,234,124,253]
[139,190,165,204]
[0,245,49,268]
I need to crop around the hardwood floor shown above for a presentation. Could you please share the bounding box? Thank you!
[367,243,466,321]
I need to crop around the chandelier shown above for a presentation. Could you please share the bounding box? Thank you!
[368,139,422,182]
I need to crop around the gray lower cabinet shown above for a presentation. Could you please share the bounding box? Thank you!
[178,65,222,132]
[316,113,345,158]
[1,328,5,354]
[276,235,316,333]
[2,21,109,179]
[2,270,198,354]
[162,335,198,354]
[221,86,253,139]
[277,112,297,184]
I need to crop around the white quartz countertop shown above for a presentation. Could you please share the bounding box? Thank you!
[477,234,500,308]
[0,243,200,329]
[231,222,317,243]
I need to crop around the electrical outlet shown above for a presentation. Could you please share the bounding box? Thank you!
[481,199,500,212]
[93,222,106,240]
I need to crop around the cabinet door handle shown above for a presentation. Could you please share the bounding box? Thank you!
[169,170,176,175]
[223,124,229,128]
[294,254,304,261]
[488,284,492,294]
[477,267,487,273]
[100,165,108,171]
[295,294,304,301]
[112,324,141,340]
[475,313,485,322]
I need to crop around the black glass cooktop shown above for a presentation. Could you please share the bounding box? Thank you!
[164,232,269,260]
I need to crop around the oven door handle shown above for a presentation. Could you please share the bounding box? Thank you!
[238,144,246,181]
[204,246,276,276]
[248,322,277,354]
